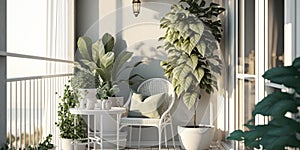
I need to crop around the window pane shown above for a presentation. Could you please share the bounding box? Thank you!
[238,0,255,74]
[7,0,47,57]
[268,0,284,68]
[238,78,256,130]
[7,57,73,79]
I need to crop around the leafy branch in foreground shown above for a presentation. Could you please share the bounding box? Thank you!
[227,57,300,149]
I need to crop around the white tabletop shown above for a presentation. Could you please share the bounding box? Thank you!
[70,107,126,115]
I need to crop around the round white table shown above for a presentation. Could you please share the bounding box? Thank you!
[70,107,126,150]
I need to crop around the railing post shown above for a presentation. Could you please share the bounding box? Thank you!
[0,0,7,146]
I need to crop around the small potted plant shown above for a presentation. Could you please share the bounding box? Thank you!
[55,84,87,150]
[159,0,224,149]
[71,70,100,109]
[95,80,120,110]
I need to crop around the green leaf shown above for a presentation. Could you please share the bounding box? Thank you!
[92,40,105,63]
[227,130,244,141]
[101,33,115,52]
[292,57,300,69]
[111,51,133,80]
[77,37,92,60]
[189,22,204,34]
[101,52,115,68]
[269,117,300,133]
[253,92,298,117]
[182,40,194,55]
[260,135,300,150]
[193,67,205,83]
[182,75,193,91]
[173,63,192,81]
[190,54,198,70]
[196,42,206,57]
[263,66,300,92]
[183,92,198,109]
[79,59,98,72]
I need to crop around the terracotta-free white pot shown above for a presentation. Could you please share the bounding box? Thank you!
[61,138,73,150]
[108,97,124,107]
[86,99,96,110]
[178,125,214,150]
[78,88,97,100]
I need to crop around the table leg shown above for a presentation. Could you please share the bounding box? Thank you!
[88,115,90,150]
[94,114,96,150]
[117,114,120,150]
[100,114,103,150]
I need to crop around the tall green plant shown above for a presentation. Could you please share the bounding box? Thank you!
[55,84,87,140]
[227,57,300,149]
[159,0,224,126]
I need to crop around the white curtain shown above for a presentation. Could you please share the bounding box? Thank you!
[44,0,74,146]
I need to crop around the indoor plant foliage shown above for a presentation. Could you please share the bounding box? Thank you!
[159,0,224,125]
[70,70,99,90]
[96,81,120,100]
[55,84,87,140]
[227,57,300,149]
[75,33,142,97]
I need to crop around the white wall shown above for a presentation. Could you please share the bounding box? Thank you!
[76,0,224,144]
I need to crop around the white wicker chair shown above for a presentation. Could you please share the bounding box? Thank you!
[120,78,176,149]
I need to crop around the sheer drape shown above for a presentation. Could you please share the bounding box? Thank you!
[44,0,74,145]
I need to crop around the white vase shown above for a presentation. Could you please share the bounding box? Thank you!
[61,138,73,150]
[95,100,102,109]
[105,100,112,110]
[78,88,97,101]
[79,99,87,109]
[178,125,214,150]
[86,99,96,110]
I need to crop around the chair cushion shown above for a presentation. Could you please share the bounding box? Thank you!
[128,92,167,119]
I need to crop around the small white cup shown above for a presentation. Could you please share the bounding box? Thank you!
[105,100,112,110]
[95,100,102,109]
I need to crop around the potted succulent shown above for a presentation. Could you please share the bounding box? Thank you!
[55,84,87,150]
[75,33,142,107]
[227,57,300,149]
[159,0,224,149]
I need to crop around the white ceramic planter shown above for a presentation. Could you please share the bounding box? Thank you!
[178,125,214,150]
[108,97,124,107]
[61,138,73,150]
[61,139,86,150]
[78,89,97,99]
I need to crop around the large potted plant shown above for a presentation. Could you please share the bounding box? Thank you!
[55,84,87,150]
[159,0,224,149]
[75,33,142,107]
[227,57,300,149]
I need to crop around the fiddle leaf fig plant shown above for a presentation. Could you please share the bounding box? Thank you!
[75,33,143,96]
[227,57,300,149]
[159,0,224,126]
